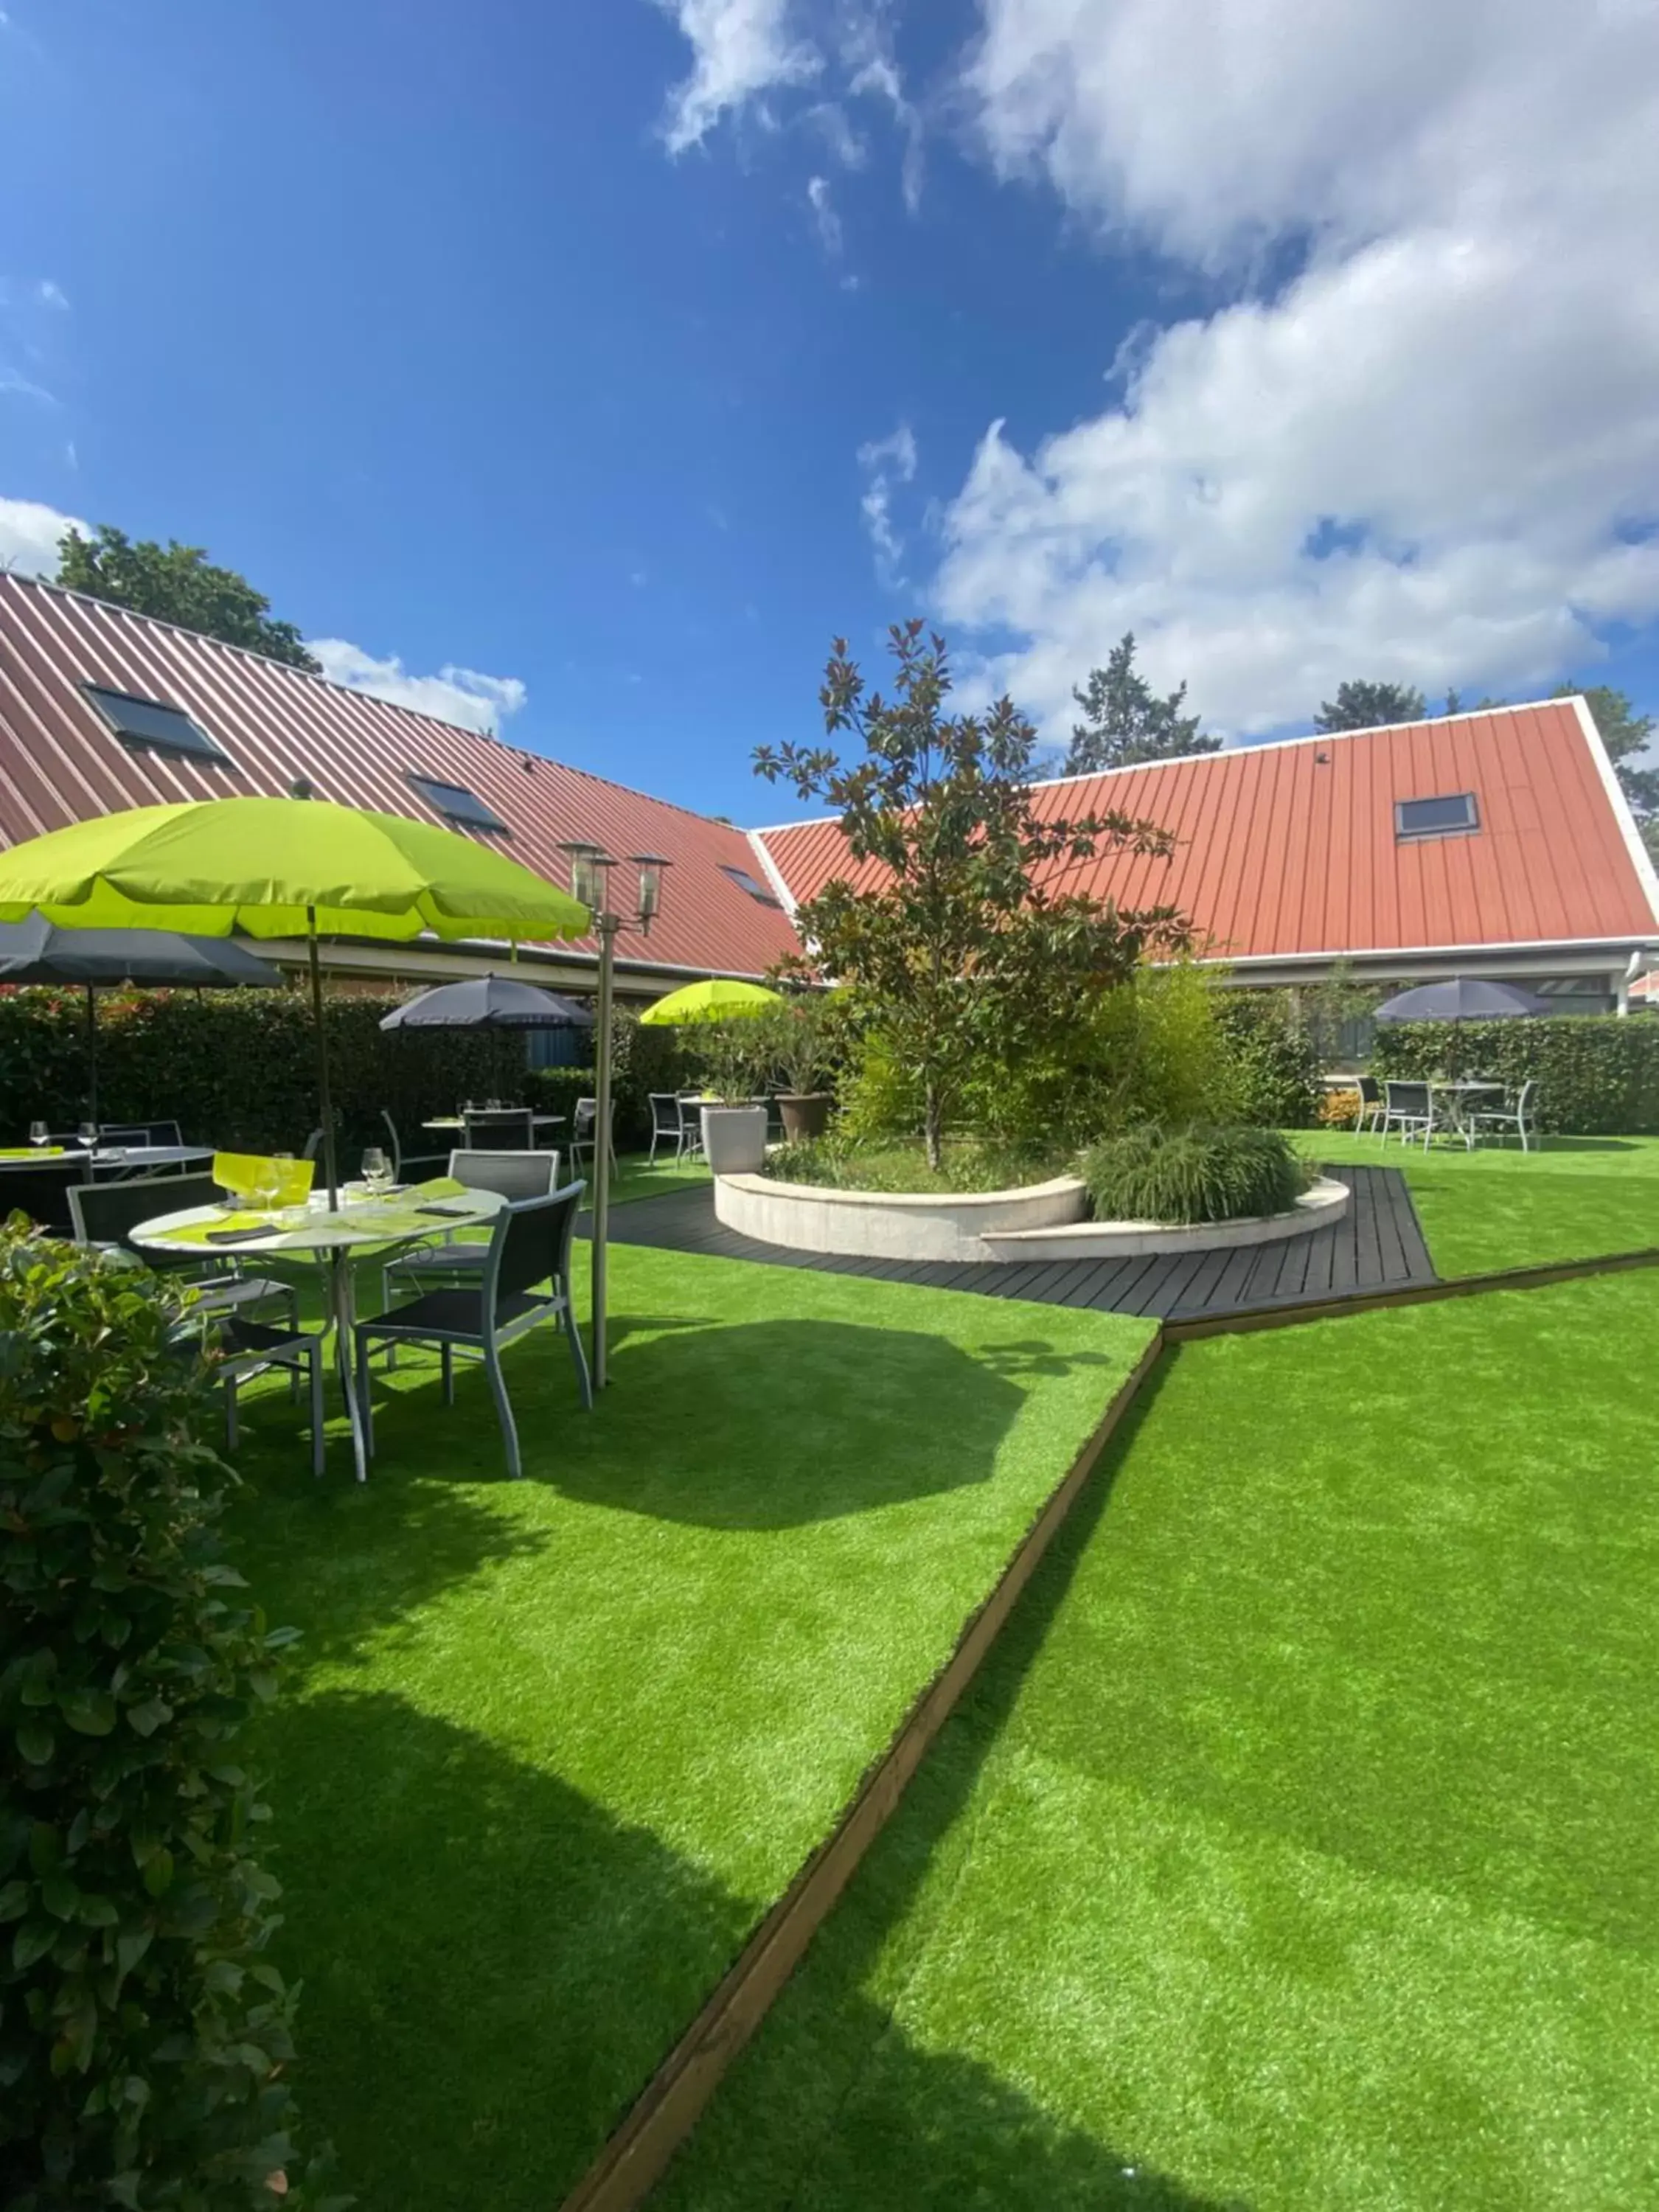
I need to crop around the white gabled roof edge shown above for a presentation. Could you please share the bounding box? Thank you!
[745,827,799,918]
[1193,931,1659,967]
[1567,692,1659,930]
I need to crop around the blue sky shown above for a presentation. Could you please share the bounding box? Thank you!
[2,1,1656,824]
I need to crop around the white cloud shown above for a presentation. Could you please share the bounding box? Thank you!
[35,279,68,310]
[653,0,819,153]
[933,0,1659,737]
[806,173,842,257]
[0,493,83,577]
[844,18,924,213]
[857,422,918,581]
[804,100,865,167]
[308,639,528,734]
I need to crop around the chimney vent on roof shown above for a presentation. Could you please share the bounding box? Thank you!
[290,776,315,799]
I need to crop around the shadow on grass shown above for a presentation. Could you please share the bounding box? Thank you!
[264,1601,1240,2212]
[654,1358,1247,2212]
[357,1314,1031,1529]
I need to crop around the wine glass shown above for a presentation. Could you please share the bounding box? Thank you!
[361,1145,390,1197]
[28,1120,49,1149]
[250,1159,282,1219]
[77,1121,97,1150]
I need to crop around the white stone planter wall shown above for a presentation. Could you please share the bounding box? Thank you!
[714,1172,1088,1264]
[981,1177,1350,1260]
[713,1171,1349,1265]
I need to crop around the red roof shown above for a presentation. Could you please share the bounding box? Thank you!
[0,571,801,979]
[757,702,1659,964]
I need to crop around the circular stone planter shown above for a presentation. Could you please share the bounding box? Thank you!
[714,1172,1088,1264]
[979,1176,1350,1261]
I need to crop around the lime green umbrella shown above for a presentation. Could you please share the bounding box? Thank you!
[0,796,588,942]
[639,977,782,1026]
[0,797,589,1205]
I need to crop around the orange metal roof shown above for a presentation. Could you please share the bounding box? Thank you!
[0,572,801,979]
[756,703,1659,963]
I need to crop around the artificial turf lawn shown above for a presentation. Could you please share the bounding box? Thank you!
[659,1272,1659,2212]
[223,1239,1153,2210]
[1298,1128,1659,1277]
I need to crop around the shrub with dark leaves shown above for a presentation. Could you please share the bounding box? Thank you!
[0,1220,342,2211]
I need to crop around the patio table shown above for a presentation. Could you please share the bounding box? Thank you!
[131,1178,506,1483]
[1427,1079,1505,1147]
[0,1143,214,1175]
[420,1113,566,1135]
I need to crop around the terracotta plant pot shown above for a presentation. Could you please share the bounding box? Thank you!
[776,1091,833,1141]
[699,1103,768,1176]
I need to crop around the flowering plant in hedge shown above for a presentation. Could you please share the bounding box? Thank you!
[0,1222,341,2209]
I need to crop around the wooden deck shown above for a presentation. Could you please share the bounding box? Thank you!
[595,1164,1436,1322]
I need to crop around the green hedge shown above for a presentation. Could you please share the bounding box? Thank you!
[0,1224,341,2207]
[524,1006,702,1146]
[1371,1016,1659,1133]
[1213,993,1324,1129]
[0,988,514,1158]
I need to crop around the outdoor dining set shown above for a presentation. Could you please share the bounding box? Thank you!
[1343,975,1549,1152]
[6,1127,592,1485]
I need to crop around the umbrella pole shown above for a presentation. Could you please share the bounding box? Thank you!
[84,981,98,1133]
[591,913,617,1388]
[305,911,340,1211]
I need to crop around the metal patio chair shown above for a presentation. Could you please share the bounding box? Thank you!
[648,1091,695,1164]
[1352,1074,1385,1134]
[379,1109,449,1184]
[571,1096,618,1179]
[1379,1079,1436,1148]
[1464,1078,1539,1152]
[353,1183,591,1480]
[462,1106,535,1151]
[380,1147,562,1307]
[67,1172,299,1330]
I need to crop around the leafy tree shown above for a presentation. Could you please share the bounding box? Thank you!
[754,623,1189,1168]
[1312,680,1427,732]
[1063,633,1217,773]
[55,526,319,672]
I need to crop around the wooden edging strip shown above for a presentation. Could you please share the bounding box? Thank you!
[557,1329,1167,2212]
[1164,1241,1659,1341]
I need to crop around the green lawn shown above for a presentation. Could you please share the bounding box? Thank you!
[1299,1128,1659,1276]
[660,1274,1659,2212]
[226,1240,1152,2210]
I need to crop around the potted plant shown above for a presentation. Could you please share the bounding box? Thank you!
[694,1015,771,1175]
[760,993,838,1141]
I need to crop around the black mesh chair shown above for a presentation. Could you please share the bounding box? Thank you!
[66,1172,299,1329]
[571,1096,617,1179]
[353,1183,591,1479]
[2,1161,81,1233]
[462,1107,535,1151]
[379,1109,448,1184]
[100,1121,184,1149]
[74,1175,325,1475]
[380,1149,561,1308]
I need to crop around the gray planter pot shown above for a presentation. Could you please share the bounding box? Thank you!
[700,1103,768,1176]
[777,1091,833,1141]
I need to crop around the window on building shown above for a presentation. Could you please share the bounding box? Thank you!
[1394,791,1479,840]
[406,771,509,833]
[719,863,782,907]
[83,684,231,765]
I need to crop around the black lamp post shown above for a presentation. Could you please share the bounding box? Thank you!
[557,842,672,1386]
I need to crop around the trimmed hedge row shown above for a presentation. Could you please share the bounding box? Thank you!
[1213,992,1324,1129]
[1371,1015,1659,1134]
[0,987,505,1156]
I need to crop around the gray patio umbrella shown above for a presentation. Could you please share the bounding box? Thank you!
[1372,978,1550,1021]
[380,973,594,1105]
[0,911,284,1127]
[378,975,594,1029]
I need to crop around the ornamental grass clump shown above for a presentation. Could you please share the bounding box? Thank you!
[0,1221,341,2210]
[1082,1124,1308,1225]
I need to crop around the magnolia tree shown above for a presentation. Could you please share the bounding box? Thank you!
[755,624,1190,1168]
